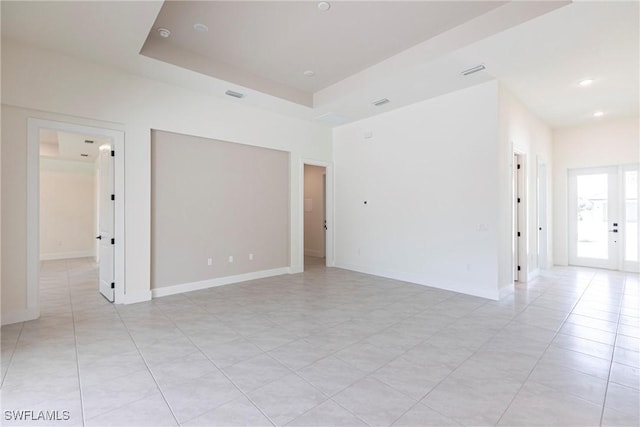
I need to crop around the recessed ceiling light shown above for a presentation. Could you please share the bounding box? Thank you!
[193,23,209,32]
[593,111,604,117]
[225,90,244,99]
[157,28,171,38]
[461,64,486,76]
[317,1,331,12]
[579,78,594,87]
[303,70,315,77]
[373,98,390,107]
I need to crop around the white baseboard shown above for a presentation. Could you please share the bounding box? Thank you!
[123,290,152,305]
[1,307,39,326]
[334,262,499,300]
[40,250,95,261]
[499,284,514,299]
[151,267,291,299]
[304,249,324,258]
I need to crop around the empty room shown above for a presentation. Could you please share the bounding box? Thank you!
[1,1,638,427]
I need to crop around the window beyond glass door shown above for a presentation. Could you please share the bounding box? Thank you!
[624,169,639,270]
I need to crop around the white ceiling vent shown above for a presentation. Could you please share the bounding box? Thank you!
[372,98,390,106]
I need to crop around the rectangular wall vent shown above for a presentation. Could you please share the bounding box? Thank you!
[225,90,244,99]
[461,64,486,76]
[372,98,390,107]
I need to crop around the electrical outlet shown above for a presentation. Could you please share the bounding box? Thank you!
[249,253,254,261]
[228,256,234,263]
[207,258,212,266]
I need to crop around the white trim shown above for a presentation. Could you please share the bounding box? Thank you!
[334,262,499,300]
[124,290,153,305]
[300,159,334,269]
[1,307,39,326]
[40,250,96,261]
[499,284,515,299]
[527,268,540,282]
[151,267,291,298]
[27,119,126,322]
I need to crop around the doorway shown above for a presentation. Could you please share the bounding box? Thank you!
[27,119,125,319]
[568,165,639,272]
[303,164,327,269]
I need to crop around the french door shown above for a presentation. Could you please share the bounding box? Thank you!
[568,165,639,272]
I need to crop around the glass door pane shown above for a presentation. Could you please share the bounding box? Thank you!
[576,174,609,259]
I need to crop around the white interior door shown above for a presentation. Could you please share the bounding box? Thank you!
[98,143,115,302]
[569,167,619,269]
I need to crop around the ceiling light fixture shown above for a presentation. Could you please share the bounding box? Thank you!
[593,111,604,117]
[317,2,331,12]
[303,70,315,77]
[193,23,209,32]
[225,90,244,99]
[461,64,486,76]
[373,98,390,107]
[157,28,171,38]
[579,78,594,87]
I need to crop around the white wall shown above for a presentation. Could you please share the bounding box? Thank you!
[39,158,96,260]
[304,165,326,258]
[334,81,501,299]
[553,116,639,265]
[1,40,332,324]
[498,85,553,289]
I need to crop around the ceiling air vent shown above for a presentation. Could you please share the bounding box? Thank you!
[461,64,486,76]
[80,154,89,157]
[372,98,390,107]
[225,90,244,99]
[84,139,94,144]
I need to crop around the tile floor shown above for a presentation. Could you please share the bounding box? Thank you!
[1,257,638,426]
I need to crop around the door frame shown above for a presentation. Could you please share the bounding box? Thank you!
[621,164,640,273]
[512,152,527,282]
[27,118,125,318]
[300,159,334,269]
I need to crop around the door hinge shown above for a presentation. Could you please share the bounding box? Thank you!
[110,150,115,157]
[517,231,521,237]
[111,238,115,245]
[517,266,521,271]
[110,282,115,289]
[517,197,521,203]
[517,164,521,170]
[111,194,115,201]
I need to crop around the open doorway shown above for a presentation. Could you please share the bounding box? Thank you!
[39,128,115,302]
[303,164,327,269]
[26,118,125,320]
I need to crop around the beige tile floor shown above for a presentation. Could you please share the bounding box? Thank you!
[1,257,638,426]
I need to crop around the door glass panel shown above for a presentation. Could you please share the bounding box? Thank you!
[625,170,638,262]
[576,174,608,259]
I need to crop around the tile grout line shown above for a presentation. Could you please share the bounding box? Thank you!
[65,259,89,427]
[494,270,609,426]
[111,306,182,427]
[598,274,626,426]
[0,320,25,389]
[149,303,279,427]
